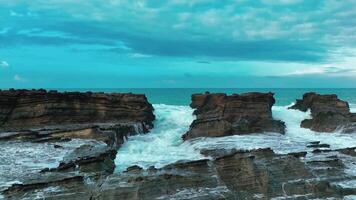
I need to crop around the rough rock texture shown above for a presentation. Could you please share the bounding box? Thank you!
[0,89,156,149]
[183,92,285,140]
[3,148,355,199]
[289,92,356,132]
[0,89,155,131]
[91,148,351,200]
[41,144,117,175]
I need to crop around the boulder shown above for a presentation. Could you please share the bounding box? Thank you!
[183,92,285,140]
[289,92,356,132]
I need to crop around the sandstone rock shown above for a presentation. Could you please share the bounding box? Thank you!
[289,92,356,132]
[0,89,155,132]
[183,92,285,140]
[4,148,353,199]
[41,144,117,175]
[2,173,88,200]
[91,148,346,199]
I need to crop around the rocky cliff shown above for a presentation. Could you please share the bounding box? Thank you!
[0,89,155,131]
[289,92,356,132]
[183,92,285,140]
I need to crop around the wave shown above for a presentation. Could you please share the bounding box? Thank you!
[114,104,204,172]
[115,103,356,173]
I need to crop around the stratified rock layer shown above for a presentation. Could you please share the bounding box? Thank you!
[183,92,285,140]
[0,89,155,131]
[289,92,356,132]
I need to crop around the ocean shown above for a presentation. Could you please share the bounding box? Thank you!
[56,88,356,106]
[1,88,356,192]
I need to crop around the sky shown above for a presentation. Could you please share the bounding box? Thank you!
[1,0,356,88]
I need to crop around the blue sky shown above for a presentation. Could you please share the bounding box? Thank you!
[1,0,356,88]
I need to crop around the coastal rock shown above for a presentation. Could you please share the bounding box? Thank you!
[4,148,354,199]
[0,89,155,132]
[183,92,285,140]
[2,173,88,199]
[91,148,346,199]
[0,89,156,148]
[289,92,356,132]
[41,144,117,175]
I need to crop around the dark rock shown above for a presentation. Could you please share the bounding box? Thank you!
[3,173,87,199]
[290,92,356,132]
[0,89,155,132]
[307,143,331,148]
[288,151,308,158]
[312,149,333,154]
[337,147,356,157]
[90,148,345,199]
[183,92,285,140]
[53,144,63,148]
[43,144,117,175]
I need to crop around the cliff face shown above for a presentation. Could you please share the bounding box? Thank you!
[0,89,155,131]
[183,92,285,140]
[289,92,356,132]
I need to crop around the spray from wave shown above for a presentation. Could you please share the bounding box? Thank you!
[115,103,356,173]
[114,104,204,172]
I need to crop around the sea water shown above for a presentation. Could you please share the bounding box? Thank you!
[115,103,356,171]
[1,88,356,192]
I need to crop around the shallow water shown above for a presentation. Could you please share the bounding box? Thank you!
[0,139,104,192]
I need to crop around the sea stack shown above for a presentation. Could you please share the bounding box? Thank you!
[289,92,356,132]
[182,92,285,140]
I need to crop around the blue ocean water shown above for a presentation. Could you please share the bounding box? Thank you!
[57,88,356,106]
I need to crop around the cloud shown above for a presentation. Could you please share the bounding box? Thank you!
[14,74,25,82]
[130,53,152,58]
[0,0,355,63]
[285,66,356,77]
[0,60,9,68]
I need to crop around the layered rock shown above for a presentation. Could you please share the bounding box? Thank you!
[91,148,350,199]
[0,89,156,148]
[41,144,117,175]
[4,147,355,199]
[183,92,285,140]
[289,92,356,132]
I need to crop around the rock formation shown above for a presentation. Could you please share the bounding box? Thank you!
[183,92,285,140]
[289,92,356,132]
[6,148,354,199]
[0,89,155,131]
[0,89,156,148]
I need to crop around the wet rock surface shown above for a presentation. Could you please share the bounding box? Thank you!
[6,147,355,199]
[183,92,285,140]
[290,92,356,132]
[92,148,355,199]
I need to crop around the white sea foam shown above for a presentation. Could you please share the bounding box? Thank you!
[115,103,356,175]
[115,104,204,172]
[0,139,101,191]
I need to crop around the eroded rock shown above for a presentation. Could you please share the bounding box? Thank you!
[289,92,356,132]
[91,148,347,200]
[183,92,285,140]
[0,89,155,132]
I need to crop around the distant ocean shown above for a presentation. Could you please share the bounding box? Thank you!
[54,88,356,106]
